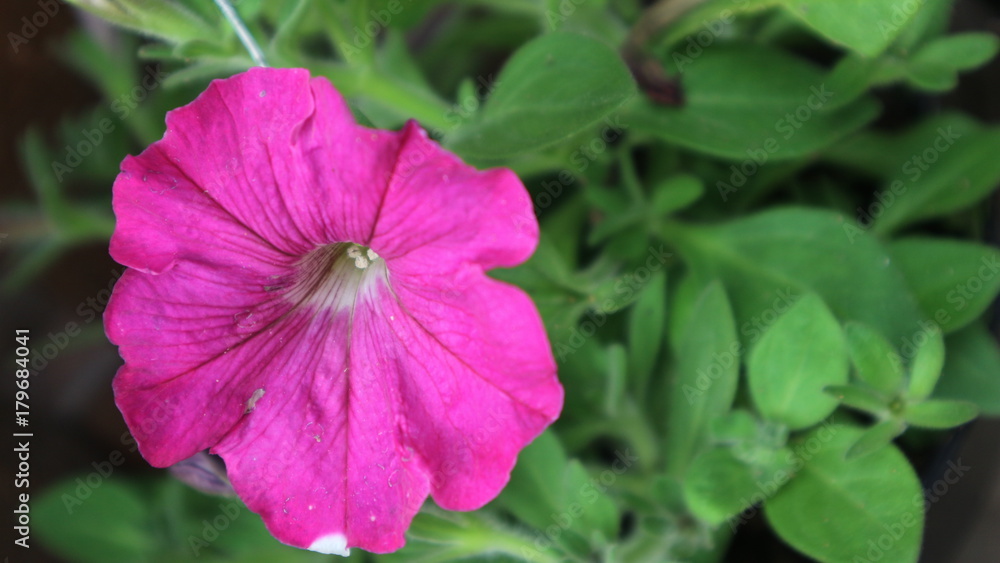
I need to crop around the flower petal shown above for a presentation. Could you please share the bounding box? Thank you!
[108,261,300,466]
[370,122,539,271]
[110,146,293,275]
[107,67,562,556]
[115,67,411,269]
[210,303,429,554]
[379,266,562,509]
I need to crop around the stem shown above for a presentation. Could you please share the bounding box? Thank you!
[213,0,267,67]
[480,530,567,563]
[623,0,710,58]
[618,150,645,204]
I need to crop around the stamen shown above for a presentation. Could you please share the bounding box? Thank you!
[285,243,387,312]
[347,244,378,269]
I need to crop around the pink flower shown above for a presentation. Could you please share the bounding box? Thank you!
[105,67,563,555]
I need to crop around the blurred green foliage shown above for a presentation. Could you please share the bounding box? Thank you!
[14,0,1000,562]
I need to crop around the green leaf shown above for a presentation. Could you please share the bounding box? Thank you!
[64,0,216,45]
[667,270,701,352]
[666,207,926,347]
[748,294,848,429]
[907,324,945,401]
[766,424,923,563]
[498,431,568,533]
[497,432,619,557]
[389,507,563,563]
[843,322,905,394]
[911,32,999,72]
[890,0,952,53]
[846,419,906,460]
[826,113,966,177]
[777,0,922,57]
[683,446,792,526]
[888,238,1000,334]
[823,53,887,110]
[629,44,878,161]
[627,270,667,395]
[935,323,1000,415]
[651,174,705,215]
[35,479,154,563]
[661,0,919,57]
[446,32,636,159]
[824,384,890,417]
[904,399,978,429]
[35,477,330,563]
[604,343,628,417]
[563,460,621,543]
[664,281,739,477]
[709,410,761,446]
[870,117,1000,234]
[905,61,957,92]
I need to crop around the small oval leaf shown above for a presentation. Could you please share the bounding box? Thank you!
[904,399,978,429]
[766,424,923,563]
[907,325,945,401]
[844,322,905,394]
[748,294,849,429]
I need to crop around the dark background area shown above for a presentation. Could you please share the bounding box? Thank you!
[1,1,1000,562]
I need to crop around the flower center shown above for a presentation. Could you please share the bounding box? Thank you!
[285,242,387,312]
[346,244,380,270]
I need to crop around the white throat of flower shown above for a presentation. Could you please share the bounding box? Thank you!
[286,243,387,312]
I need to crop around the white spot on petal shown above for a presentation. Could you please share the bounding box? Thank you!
[309,533,350,556]
[244,389,265,413]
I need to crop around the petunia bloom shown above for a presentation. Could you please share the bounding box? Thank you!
[105,67,563,555]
